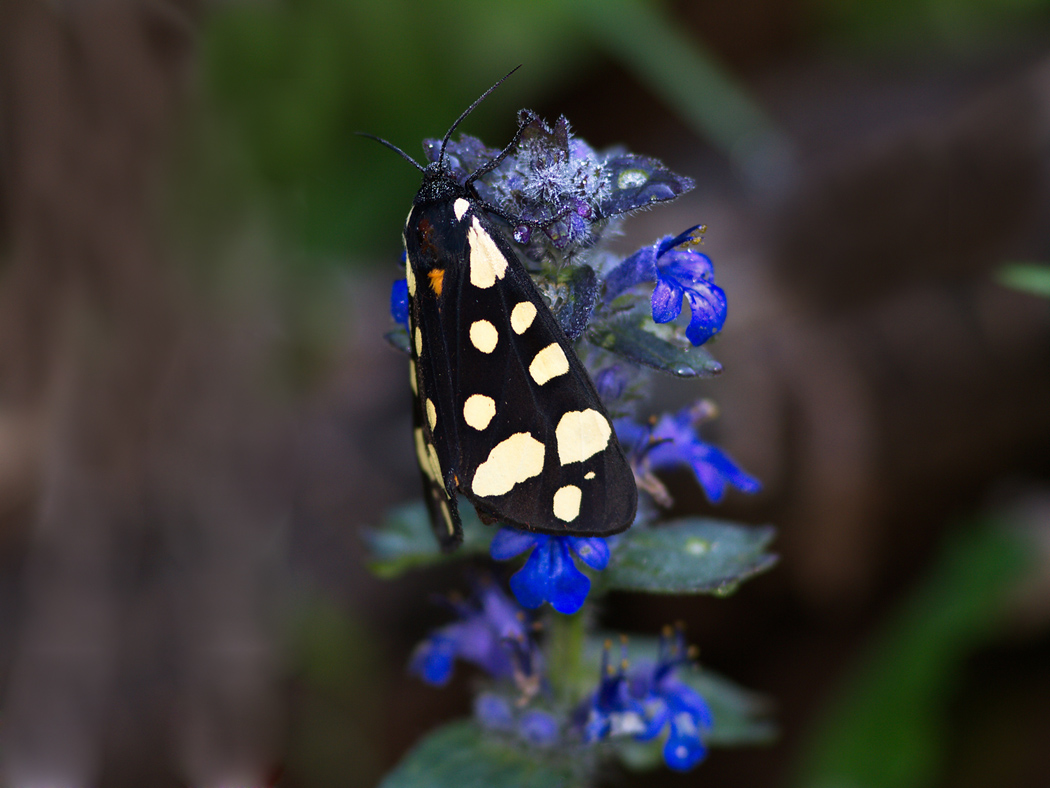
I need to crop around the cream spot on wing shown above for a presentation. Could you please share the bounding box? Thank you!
[468,217,508,289]
[406,257,416,296]
[426,442,443,488]
[511,301,537,334]
[463,394,496,431]
[440,500,455,535]
[409,359,417,395]
[415,327,423,355]
[553,485,582,522]
[453,198,470,221]
[414,428,435,483]
[426,398,437,431]
[529,343,569,385]
[472,432,545,498]
[585,471,596,480]
[555,409,612,465]
[469,320,499,353]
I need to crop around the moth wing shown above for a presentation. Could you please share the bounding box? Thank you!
[405,214,467,550]
[446,212,637,536]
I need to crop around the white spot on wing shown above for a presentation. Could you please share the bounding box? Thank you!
[555,409,612,465]
[440,500,455,535]
[468,217,508,289]
[415,327,423,356]
[511,302,537,334]
[414,428,435,483]
[409,359,417,395]
[472,432,545,498]
[463,394,496,431]
[529,343,569,385]
[426,442,443,487]
[585,471,596,480]
[406,257,416,297]
[469,320,499,354]
[453,198,470,221]
[553,485,582,522]
[426,398,437,430]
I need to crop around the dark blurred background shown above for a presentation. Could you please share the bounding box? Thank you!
[2,0,1050,786]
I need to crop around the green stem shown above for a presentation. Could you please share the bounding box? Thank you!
[547,609,587,703]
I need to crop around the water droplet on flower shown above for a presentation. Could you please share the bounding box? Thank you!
[618,169,649,189]
[673,364,698,376]
[514,225,531,244]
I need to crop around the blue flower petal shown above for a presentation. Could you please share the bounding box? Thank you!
[604,245,658,302]
[548,541,592,614]
[490,527,542,561]
[593,365,627,401]
[689,443,762,504]
[478,582,528,640]
[567,536,610,571]
[509,538,555,609]
[663,680,714,729]
[650,276,685,324]
[663,714,707,772]
[408,633,457,686]
[683,281,727,346]
[518,709,560,747]
[390,278,409,327]
[641,406,761,503]
[475,692,515,732]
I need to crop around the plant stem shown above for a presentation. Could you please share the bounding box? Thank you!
[547,608,587,703]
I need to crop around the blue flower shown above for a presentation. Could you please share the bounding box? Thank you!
[627,628,714,772]
[604,226,727,346]
[575,639,649,743]
[409,580,532,686]
[617,404,761,505]
[390,277,408,327]
[575,631,713,772]
[490,528,611,615]
[475,692,562,748]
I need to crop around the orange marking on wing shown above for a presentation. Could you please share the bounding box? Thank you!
[428,268,445,297]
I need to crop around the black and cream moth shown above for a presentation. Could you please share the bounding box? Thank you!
[376,77,638,550]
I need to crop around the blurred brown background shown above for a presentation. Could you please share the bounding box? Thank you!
[1,0,1049,786]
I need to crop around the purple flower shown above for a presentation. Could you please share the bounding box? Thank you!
[409,581,531,686]
[627,629,713,772]
[604,226,727,346]
[390,277,408,327]
[490,528,611,615]
[617,404,761,505]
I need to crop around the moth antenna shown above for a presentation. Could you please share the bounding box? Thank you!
[464,109,531,189]
[438,65,522,167]
[355,132,425,172]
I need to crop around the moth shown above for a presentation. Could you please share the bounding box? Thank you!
[366,71,638,550]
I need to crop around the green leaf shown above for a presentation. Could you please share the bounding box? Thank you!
[363,501,494,578]
[588,318,722,378]
[384,328,411,355]
[379,719,579,788]
[996,262,1050,298]
[601,518,777,594]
